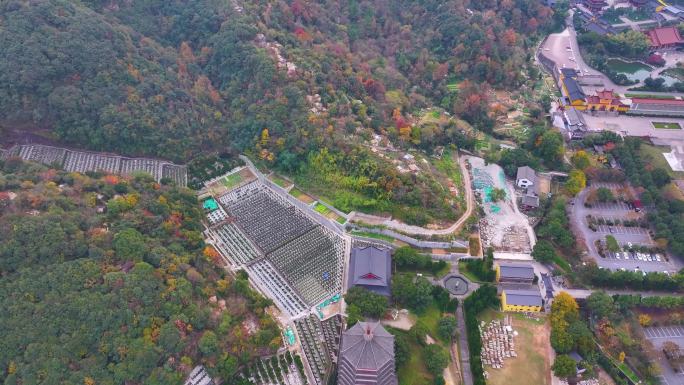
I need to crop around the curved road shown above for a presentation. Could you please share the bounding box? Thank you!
[349,152,475,236]
[541,11,684,97]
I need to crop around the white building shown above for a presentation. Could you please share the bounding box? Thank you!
[516,166,537,189]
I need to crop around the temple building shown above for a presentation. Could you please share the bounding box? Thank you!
[646,27,684,50]
[583,90,629,112]
[583,0,607,13]
[347,246,392,296]
[338,322,398,385]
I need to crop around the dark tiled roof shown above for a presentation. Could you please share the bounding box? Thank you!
[563,77,586,102]
[340,322,396,371]
[541,273,554,298]
[560,68,578,78]
[349,246,391,294]
[499,263,535,280]
[516,166,537,184]
[522,194,540,208]
[504,289,543,307]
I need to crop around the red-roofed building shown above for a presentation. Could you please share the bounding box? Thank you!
[583,90,629,112]
[646,27,684,50]
[630,98,684,106]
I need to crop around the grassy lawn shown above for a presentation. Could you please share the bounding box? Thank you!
[221,173,243,189]
[617,362,641,384]
[606,235,619,252]
[350,230,395,242]
[457,261,487,283]
[416,304,444,343]
[289,187,315,203]
[392,305,450,385]
[652,122,681,129]
[662,67,684,81]
[268,174,291,188]
[434,263,451,279]
[394,329,433,385]
[478,309,551,385]
[624,93,676,100]
[638,143,684,179]
[433,150,463,188]
[314,202,330,215]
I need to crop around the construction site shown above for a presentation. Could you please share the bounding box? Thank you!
[467,156,535,259]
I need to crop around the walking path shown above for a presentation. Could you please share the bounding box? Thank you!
[349,152,474,236]
[455,305,473,385]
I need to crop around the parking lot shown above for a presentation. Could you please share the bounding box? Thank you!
[593,223,649,236]
[589,201,632,210]
[644,326,684,339]
[603,250,665,263]
[643,326,684,385]
[569,184,684,273]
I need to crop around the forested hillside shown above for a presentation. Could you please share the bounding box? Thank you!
[0,159,279,384]
[0,0,561,223]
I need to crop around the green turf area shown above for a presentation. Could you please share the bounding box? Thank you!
[433,150,463,189]
[624,93,676,100]
[289,187,305,198]
[269,174,291,188]
[652,122,681,129]
[617,362,640,384]
[458,261,486,283]
[314,202,331,214]
[416,304,446,342]
[336,216,347,224]
[446,83,459,92]
[350,230,395,242]
[221,173,243,189]
[638,143,684,179]
[393,329,433,385]
[606,235,620,252]
[662,67,684,81]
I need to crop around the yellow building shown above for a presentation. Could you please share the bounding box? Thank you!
[501,289,543,313]
[579,90,629,113]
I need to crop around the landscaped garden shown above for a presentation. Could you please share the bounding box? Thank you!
[652,122,681,130]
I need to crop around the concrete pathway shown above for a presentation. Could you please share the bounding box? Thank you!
[455,305,473,385]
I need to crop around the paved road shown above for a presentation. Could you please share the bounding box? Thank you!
[541,12,684,97]
[349,152,475,236]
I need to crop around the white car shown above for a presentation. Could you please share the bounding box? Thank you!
[656,255,662,262]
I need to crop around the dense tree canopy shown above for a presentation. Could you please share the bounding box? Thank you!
[0,160,280,384]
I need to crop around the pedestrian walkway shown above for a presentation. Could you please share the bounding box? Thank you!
[455,306,473,385]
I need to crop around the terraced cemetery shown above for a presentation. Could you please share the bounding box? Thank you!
[204,178,346,314]
[1,144,187,185]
